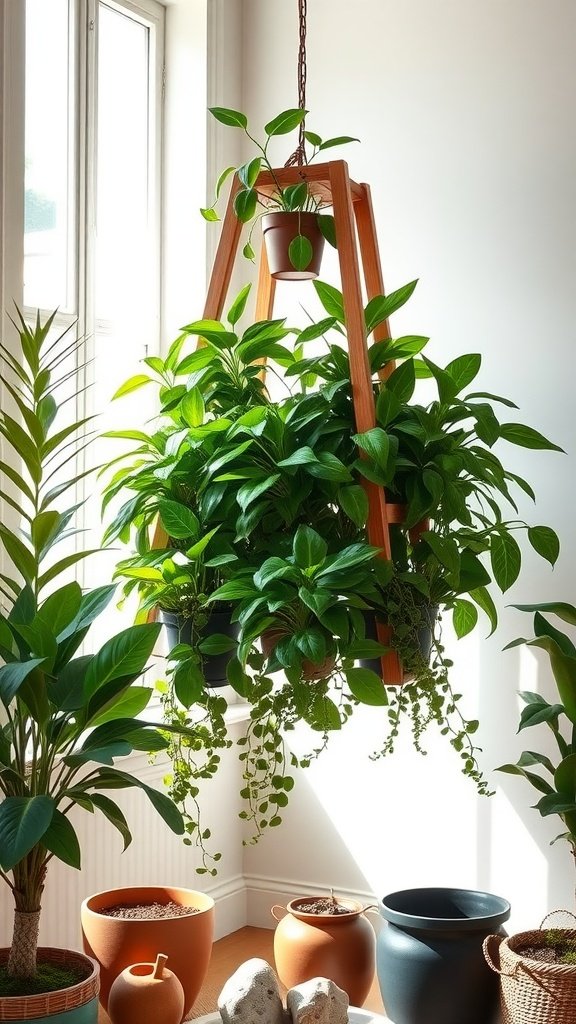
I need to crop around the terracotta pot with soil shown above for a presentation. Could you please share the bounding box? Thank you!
[80,886,214,1020]
[261,212,325,281]
[271,894,377,1006]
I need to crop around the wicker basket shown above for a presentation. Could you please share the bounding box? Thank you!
[483,930,576,1024]
[0,947,99,1021]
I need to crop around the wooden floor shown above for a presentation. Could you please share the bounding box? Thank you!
[98,925,386,1022]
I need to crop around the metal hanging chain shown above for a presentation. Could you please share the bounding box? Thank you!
[285,0,308,167]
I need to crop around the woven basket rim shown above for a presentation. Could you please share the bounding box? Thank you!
[0,946,99,1018]
[502,929,576,975]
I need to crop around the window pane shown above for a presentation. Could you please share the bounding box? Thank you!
[24,0,74,311]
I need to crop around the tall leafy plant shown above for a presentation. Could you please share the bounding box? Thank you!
[0,313,187,984]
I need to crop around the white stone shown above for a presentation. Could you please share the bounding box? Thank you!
[218,958,286,1024]
[286,977,349,1024]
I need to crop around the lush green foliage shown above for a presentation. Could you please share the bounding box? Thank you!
[499,602,576,857]
[202,107,357,269]
[104,278,561,851]
[0,313,187,976]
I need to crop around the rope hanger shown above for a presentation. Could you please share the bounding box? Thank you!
[285,0,308,167]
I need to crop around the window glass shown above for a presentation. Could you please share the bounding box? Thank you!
[24,0,75,311]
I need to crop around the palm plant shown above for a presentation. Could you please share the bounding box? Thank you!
[0,313,187,985]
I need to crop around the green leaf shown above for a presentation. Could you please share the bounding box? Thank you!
[237,474,280,513]
[421,531,460,576]
[254,557,294,589]
[238,157,262,189]
[353,428,390,470]
[264,108,307,136]
[421,357,458,404]
[42,809,81,869]
[186,526,220,559]
[283,183,309,210]
[209,106,248,129]
[83,623,162,699]
[277,446,319,468]
[89,794,132,851]
[345,667,388,706]
[288,235,313,272]
[518,700,564,731]
[0,525,35,585]
[227,284,252,326]
[513,602,576,626]
[318,135,359,150]
[85,768,184,834]
[535,792,576,817]
[385,360,415,402]
[499,423,564,452]
[338,485,369,528]
[112,374,152,399]
[38,582,82,637]
[0,796,54,871]
[445,353,481,393]
[364,281,418,333]
[159,500,199,540]
[234,188,258,223]
[293,525,328,569]
[453,599,479,639]
[88,686,151,727]
[470,586,498,636]
[304,130,322,146]
[215,165,236,199]
[174,662,204,707]
[317,214,337,247]
[313,280,345,322]
[198,633,237,655]
[528,526,560,566]
[243,241,256,261]
[490,532,522,592]
[294,628,326,665]
[555,754,576,799]
[208,580,256,602]
[200,207,219,222]
[0,658,46,705]
[180,387,205,428]
[306,451,351,482]
[38,549,101,592]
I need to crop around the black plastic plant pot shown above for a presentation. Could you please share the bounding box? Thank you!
[160,605,239,687]
[377,887,511,1024]
[359,606,438,678]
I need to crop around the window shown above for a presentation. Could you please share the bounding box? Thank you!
[23,0,164,600]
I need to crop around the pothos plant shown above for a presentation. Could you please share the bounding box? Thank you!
[0,314,189,988]
[201,106,358,270]
[104,277,561,854]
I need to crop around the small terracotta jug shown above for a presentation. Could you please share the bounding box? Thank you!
[108,953,185,1024]
[272,896,377,1006]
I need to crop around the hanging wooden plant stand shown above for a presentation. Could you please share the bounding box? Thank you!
[180,158,412,684]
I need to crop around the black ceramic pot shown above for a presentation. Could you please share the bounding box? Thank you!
[377,887,510,1024]
[160,605,239,687]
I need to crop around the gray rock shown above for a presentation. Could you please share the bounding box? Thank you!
[286,977,349,1024]
[218,958,285,1024]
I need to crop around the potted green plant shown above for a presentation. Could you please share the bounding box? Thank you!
[0,313,200,1017]
[202,107,358,278]
[104,277,561,852]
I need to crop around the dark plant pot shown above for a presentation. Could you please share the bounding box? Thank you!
[377,887,510,1024]
[160,605,239,687]
[262,211,325,281]
[359,606,437,678]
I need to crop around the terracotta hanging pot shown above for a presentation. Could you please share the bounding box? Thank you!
[262,212,325,281]
[80,886,214,1019]
[271,895,377,1006]
[261,628,336,680]
[108,953,185,1024]
[0,947,99,1024]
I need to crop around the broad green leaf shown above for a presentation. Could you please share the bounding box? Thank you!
[42,810,81,868]
[452,599,478,639]
[181,387,205,428]
[234,188,258,223]
[318,135,359,151]
[186,526,220,559]
[89,794,132,851]
[317,214,336,247]
[238,157,262,189]
[445,353,481,393]
[277,446,319,468]
[173,662,204,707]
[364,281,418,334]
[288,235,313,272]
[535,792,576,817]
[499,423,564,452]
[254,557,295,589]
[198,633,237,655]
[209,106,248,129]
[496,763,554,796]
[385,360,415,402]
[243,241,256,261]
[490,532,521,592]
[513,602,576,626]
[0,525,35,585]
[112,374,152,399]
[88,768,185,834]
[200,207,219,222]
[264,108,307,136]
[293,525,327,569]
[470,586,498,636]
[313,280,345,322]
[518,700,563,731]
[353,428,390,470]
[555,754,576,799]
[227,284,252,326]
[208,580,257,602]
[297,318,337,343]
[88,686,151,727]
[306,451,351,482]
[159,499,199,539]
[215,164,236,198]
[304,130,322,146]
[345,667,388,706]
[0,658,46,705]
[283,183,308,210]
[237,474,280,513]
[83,623,162,699]
[338,484,369,528]
[528,526,560,566]
[38,582,82,637]
[421,531,460,576]
[294,628,326,665]
[0,796,54,871]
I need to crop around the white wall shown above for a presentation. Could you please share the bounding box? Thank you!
[236,0,576,931]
